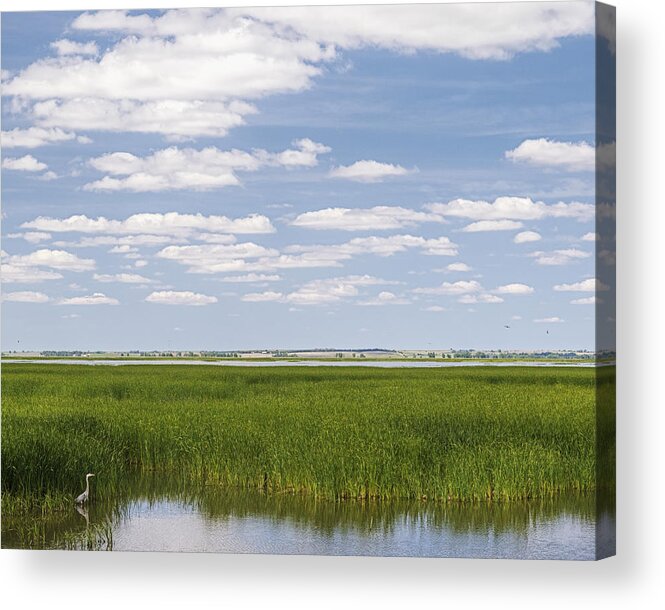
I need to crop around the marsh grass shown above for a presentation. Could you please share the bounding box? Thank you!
[1,364,612,513]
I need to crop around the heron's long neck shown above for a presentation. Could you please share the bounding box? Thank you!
[85,477,90,495]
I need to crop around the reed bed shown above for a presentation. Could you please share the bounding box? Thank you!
[1,364,612,512]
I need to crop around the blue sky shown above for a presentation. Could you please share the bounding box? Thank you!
[1,3,609,351]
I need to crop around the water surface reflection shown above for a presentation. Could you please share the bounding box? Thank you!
[3,476,612,559]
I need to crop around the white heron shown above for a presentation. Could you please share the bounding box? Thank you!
[75,473,95,504]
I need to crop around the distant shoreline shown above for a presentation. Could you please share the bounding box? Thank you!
[1,358,611,368]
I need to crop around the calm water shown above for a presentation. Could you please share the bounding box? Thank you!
[2,480,613,559]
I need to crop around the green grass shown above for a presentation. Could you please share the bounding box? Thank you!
[1,364,614,512]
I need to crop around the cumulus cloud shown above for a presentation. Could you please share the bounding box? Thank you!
[290,206,444,231]
[462,220,523,232]
[458,294,503,304]
[157,234,457,276]
[2,291,50,303]
[50,39,98,56]
[445,262,472,272]
[514,231,542,244]
[1,263,63,284]
[328,160,412,183]
[232,4,593,59]
[145,290,218,306]
[157,242,279,274]
[93,273,154,284]
[22,212,274,238]
[5,11,332,139]
[534,317,564,323]
[219,273,281,283]
[59,292,119,305]
[494,283,534,295]
[413,280,482,296]
[529,249,591,266]
[242,291,283,303]
[423,305,446,312]
[553,278,609,292]
[581,232,598,241]
[427,196,593,222]
[2,155,48,172]
[3,5,592,140]
[505,138,594,171]
[1,127,87,149]
[33,98,257,140]
[6,231,52,244]
[358,291,410,306]
[83,140,330,192]
[5,249,95,272]
[242,275,398,306]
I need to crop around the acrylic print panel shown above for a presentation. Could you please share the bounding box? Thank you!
[0,1,615,559]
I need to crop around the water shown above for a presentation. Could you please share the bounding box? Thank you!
[2,482,613,559]
[1,359,600,368]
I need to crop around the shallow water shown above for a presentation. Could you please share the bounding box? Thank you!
[2,483,613,559]
[1,359,600,368]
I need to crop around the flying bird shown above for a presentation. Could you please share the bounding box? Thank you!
[75,473,95,504]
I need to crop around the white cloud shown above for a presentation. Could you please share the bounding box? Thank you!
[2,291,50,303]
[413,280,482,296]
[1,127,86,149]
[328,160,412,183]
[242,275,397,306]
[534,317,564,323]
[242,291,283,303]
[84,140,329,192]
[50,39,99,56]
[2,155,48,172]
[219,273,281,283]
[5,249,95,272]
[22,212,274,237]
[553,278,609,292]
[158,234,457,276]
[458,294,503,304]
[5,11,332,139]
[233,4,593,59]
[514,231,542,244]
[462,220,523,232]
[358,291,410,306]
[494,283,534,295]
[529,248,591,266]
[290,206,444,231]
[59,292,119,305]
[571,296,598,305]
[446,262,472,272]
[427,196,593,222]
[157,242,279,274]
[145,290,218,306]
[6,231,52,244]
[4,5,592,140]
[38,171,59,181]
[32,98,258,140]
[1,263,63,284]
[581,232,598,241]
[423,305,446,312]
[93,273,154,284]
[505,138,594,171]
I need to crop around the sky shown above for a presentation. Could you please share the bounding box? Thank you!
[0,2,611,352]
